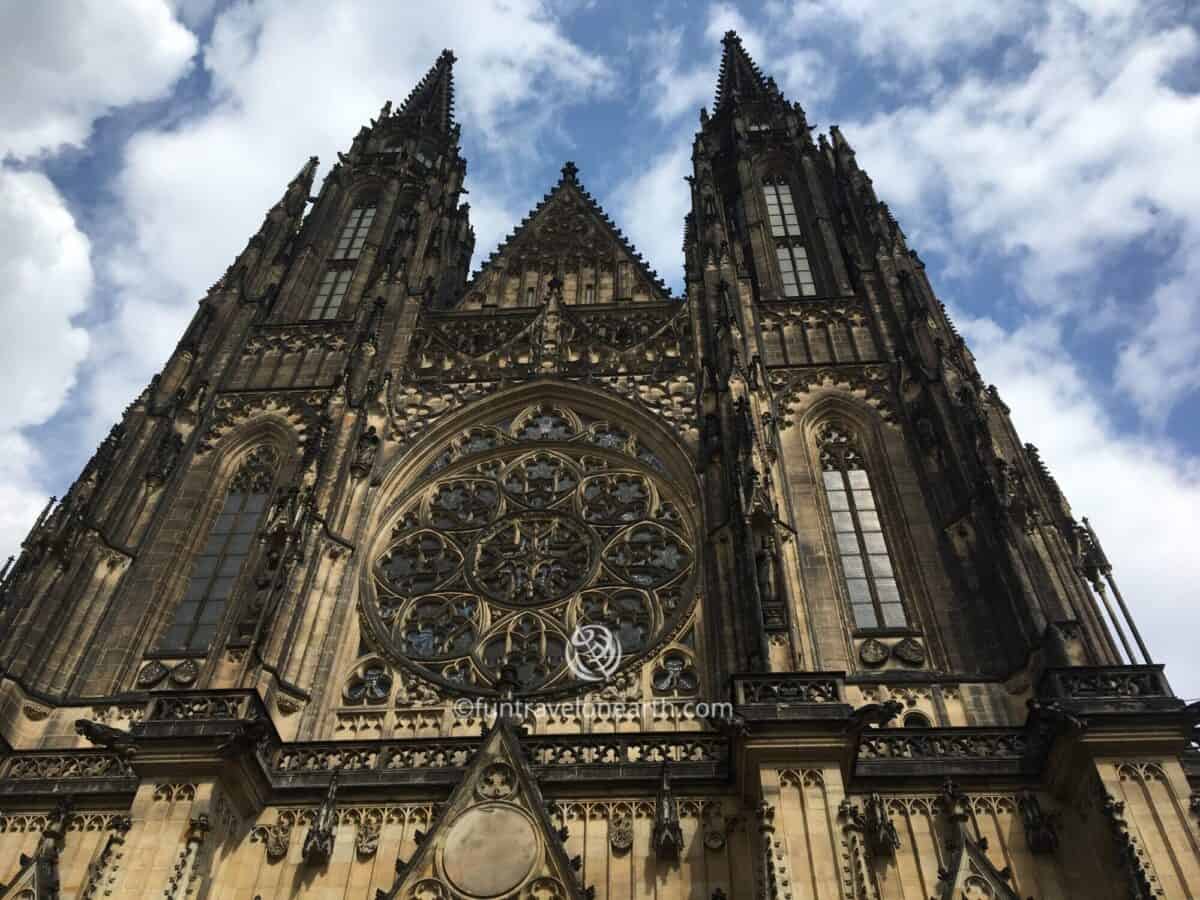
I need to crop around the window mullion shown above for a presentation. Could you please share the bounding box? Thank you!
[843,469,884,623]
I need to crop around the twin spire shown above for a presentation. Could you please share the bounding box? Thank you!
[388,29,774,138]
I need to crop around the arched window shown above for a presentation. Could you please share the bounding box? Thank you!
[333,203,377,260]
[903,711,931,728]
[819,424,907,630]
[306,201,376,319]
[159,446,278,653]
[763,177,816,298]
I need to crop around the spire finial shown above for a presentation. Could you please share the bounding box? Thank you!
[713,29,783,112]
[396,50,458,134]
[560,160,579,183]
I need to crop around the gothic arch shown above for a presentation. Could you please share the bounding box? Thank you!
[794,393,941,666]
[374,380,702,521]
[132,417,298,676]
[359,380,703,698]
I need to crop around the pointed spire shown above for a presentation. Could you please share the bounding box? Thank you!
[714,30,776,111]
[254,155,317,229]
[396,49,457,134]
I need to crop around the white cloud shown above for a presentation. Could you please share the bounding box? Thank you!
[80,0,614,431]
[780,0,1041,66]
[0,167,93,557]
[0,1,195,160]
[0,168,93,431]
[637,26,713,123]
[959,310,1200,696]
[835,6,1200,423]
[612,142,691,293]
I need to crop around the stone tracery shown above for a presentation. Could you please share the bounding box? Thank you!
[364,401,696,695]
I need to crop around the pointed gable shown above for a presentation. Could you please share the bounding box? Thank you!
[378,718,590,900]
[460,161,671,309]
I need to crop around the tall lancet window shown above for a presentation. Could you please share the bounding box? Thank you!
[159,446,278,653]
[763,177,816,298]
[819,425,907,630]
[307,202,376,319]
[333,203,377,260]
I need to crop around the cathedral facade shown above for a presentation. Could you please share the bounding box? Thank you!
[0,33,1196,899]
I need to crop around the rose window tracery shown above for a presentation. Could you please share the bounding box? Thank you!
[471,512,595,605]
[365,402,697,695]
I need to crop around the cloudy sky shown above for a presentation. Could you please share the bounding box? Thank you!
[1,0,1197,694]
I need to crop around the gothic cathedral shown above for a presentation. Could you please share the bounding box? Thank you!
[0,34,1195,900]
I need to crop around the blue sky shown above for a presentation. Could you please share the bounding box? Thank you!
[2,0,1198,693]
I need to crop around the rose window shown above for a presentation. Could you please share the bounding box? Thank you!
[364,403,696,695]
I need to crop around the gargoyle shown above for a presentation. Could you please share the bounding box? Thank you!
[849,699,904,731]
[74,719,136,757]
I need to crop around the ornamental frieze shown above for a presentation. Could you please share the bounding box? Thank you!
[769,363,896,425]
[406,301,693,383]
[196,389,328,454]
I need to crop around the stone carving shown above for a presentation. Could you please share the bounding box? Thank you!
[252,812,295,862]
[302,771,339,864]
[858,638,888,667]
[136,660,169,688]
[934,781,1020,900]
[652,764,684,860]
[406,880,451,900]
[651,650,700,696]
[733,674,839,704]
[770,364,896,426]
[609,811,634,852]
[367,419,697,696]
[355,816,381,858]
[477,761,517,800]
[1018,791,1058,854]
[74,719,136,757]
[891,637,926,666]
[4,754,135,780]
[841,793,900,860]
[344,660,394,704]
[169,658,199,685]
[196,391,326,456]
[351,425,381,479]
[858,728,1029,761]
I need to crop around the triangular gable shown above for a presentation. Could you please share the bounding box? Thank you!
[0,837,59,900]
[378,718,588,900]
[461,162,671,307]
[935,785,1021,900]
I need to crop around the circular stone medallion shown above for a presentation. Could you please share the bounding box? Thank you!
[443,805,538,897]
[858,638,889,667]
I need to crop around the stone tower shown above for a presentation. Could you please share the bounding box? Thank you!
[0,38,1194,900]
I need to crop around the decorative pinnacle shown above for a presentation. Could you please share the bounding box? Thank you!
[723,30,742,44]
[560,160,579,183]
